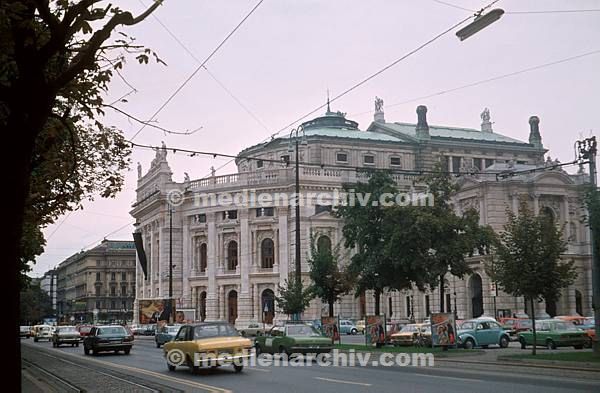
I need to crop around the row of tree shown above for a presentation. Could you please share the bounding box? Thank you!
[276,167,578,355]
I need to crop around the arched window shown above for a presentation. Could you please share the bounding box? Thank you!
[541,207,556,223]
[261,239,275,269]
[317,235,332,254]
[199,243,207,272]
[199,291,207,322]
[388,297,393,317]
[227,241,238,271]
[575,290,583,316]
[261,289,275,324]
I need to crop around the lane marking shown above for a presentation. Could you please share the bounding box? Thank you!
[420,374,483,383]
[314,377,372,386]
[246,367,271,373]
[22,342,231,393]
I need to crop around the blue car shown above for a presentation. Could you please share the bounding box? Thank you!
[339,320,358,335]
[155,325,181,348]
[457,319,510,349]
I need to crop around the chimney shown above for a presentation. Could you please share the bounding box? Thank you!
[416,105,430,140]
[528,116,543,149]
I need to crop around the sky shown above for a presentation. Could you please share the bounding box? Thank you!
[30,0,600,277]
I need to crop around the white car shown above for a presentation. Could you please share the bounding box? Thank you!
[33,325,53,342]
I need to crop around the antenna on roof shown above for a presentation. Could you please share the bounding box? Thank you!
[326,88,331,114]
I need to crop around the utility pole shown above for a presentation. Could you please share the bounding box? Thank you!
[168,206,173,300]
[576,136,599,355]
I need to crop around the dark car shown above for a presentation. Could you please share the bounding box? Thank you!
[141,324,156,336]
[83,325,133,355]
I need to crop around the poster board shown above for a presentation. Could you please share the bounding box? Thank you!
[138,298,176,329]
[430,312,456,347]
[365,315,386,346]
[321,316,340,343]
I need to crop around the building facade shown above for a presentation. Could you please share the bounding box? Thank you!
[39,269,57,314]
[56,240,137,324]
[131,100,593,327]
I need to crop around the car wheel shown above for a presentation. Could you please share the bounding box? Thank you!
[279,346,289,357]
[351,329,357,335]
[481,345,489,349]
[241,331,246,337]
[84,347,90,355]
[76,343,79,347]
[233,364,243,373]
[52,341,56,348]
[255,344,262,356]
[463,338,475,350]
[167,363,176,372]
[187,356,199,374]
[124,348,131,355]
[519,337,527,349]
[34,337,38,342]
[92,348,98,356]
[584,337,592,349]
[574,345,584,350]
[156,342,161,348]
[499,336,509,349]
[546,339,557,350]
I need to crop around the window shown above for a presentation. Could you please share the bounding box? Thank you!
[473,158,482,170]
[200,243,207,272]
[95,301,101,309]
[281,155,290,165]
[111,272,116,281]
[256,207,274,217]
[121,272,126,281]
[95,272,101,282]
[122,300,127,309]
[388,297,393,317]
[95,287,101,296]
[315,204,332,215]
[446,293,452,313]
[227,241,238,271]
[452,157,461,173]
[261,238,275,268]
[110,301,116,310]
[336,153,348,163]
[256,160,263,168]
[121,285,127,296]
[110,286,116,296]
[485,159,495,168]
[390,157,401,166]
[195,214,206,223]
[223,210,237,220]
[406,296,411,318]
[517,160,527,165]
[425,295,431,317]
[363,155,375,165]
[317,236,332,253]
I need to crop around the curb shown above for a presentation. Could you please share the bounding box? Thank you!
[433,356,600,372]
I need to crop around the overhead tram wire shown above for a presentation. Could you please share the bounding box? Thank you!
[431,0,600,14]
[140,0,271,133]
[81,221,136,250]
[350,48,600,117]
[130,140,583,180]
[129,0,265,142]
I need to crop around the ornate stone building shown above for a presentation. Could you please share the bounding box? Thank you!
[131,100,592,326]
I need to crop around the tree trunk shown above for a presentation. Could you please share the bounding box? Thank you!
[328,298,334,318]
[374,288,381,315]
[439,274,445,313]
[530,297,537,356]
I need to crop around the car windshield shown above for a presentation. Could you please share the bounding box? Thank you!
[59,327,77,333]
[519,320,532,327]
[98,327,126,335]
[79,326,92,333]
[168,326,180,334]
[193,324,238,339]
[287,325,321,336]
[400,325,417,333]
[553,322,577,331]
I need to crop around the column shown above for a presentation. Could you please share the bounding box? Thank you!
[219,285,225,320]
[567,285,576,315]
[564,195,571,240]
[251,230,257,269]
[206,213,218,320]
[182,220,191,307]
[511,192,519,215]
[238,210,251,324]
[150,230,156,298]
[158,225,164,297]
[532,193,539,215]
[278,207,289,287]
[273,228,279,273]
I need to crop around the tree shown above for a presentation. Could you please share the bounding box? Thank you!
[335,170,398,314]
[307,233,352,317]
[582,184,600,355]
[1,1,163,386]
[275,277,313,318]
[417,166,496,313]
[492,201,576,355]
[20,283,53,325]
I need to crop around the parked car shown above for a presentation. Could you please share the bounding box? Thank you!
[141,324,156,336]
[20,326,31,339]
[83,325,133,355]
[580,317,595,348]
[155,325,181,348]
[339,319,358,335]
[239,322,266,337]
[457,319,510,349]
[32,325,53,342]
[52,326,81,347]
[390,324,431,347]
[518,319,588,350]
[385,321,404,342]
[255,323,333,356]
[500,318,533,340]
[554,315,587,326]
[164,322,252,373]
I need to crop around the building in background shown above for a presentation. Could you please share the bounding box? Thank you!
[131,99,592,327]
[56,240,136,324]
[39,269,57,314]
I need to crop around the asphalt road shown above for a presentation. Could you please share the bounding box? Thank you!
[21,337,600,393]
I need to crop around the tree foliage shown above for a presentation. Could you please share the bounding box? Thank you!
[491,201,576,354]
[20,282,53,325]
[275,277,313,317]
[307,233,353,317]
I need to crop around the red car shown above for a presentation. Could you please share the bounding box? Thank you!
[77,324,94,339]
[500,318,532,340]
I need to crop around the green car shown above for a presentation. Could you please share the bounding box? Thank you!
[518,319,588,350]
[254,323,333,355]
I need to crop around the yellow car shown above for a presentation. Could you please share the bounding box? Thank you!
[163,322,253,373]
[390,323,431,346]
[356,320,366,334]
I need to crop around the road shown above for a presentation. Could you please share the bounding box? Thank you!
[21,337,600,393]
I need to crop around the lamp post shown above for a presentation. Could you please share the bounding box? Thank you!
[576,136,599,354]
[168,205,173,299]
[288,127,307,287]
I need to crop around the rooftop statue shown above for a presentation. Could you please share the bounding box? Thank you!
[375,96,384,113]
[481,108,491,123]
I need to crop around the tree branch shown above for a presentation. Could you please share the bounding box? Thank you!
[103,104,202,135]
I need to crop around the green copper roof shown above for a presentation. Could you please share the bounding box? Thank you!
[383,122,529,145]
[304,127,401,142]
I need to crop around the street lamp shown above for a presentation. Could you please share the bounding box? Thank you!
[288,126,307,287]
[456,8,504,41]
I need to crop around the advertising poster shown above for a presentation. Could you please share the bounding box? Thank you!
[430,312,456,347]
[175,308,196,323]
[365,315,386,346]
[321,316,340,343]
[139,298,176,329]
